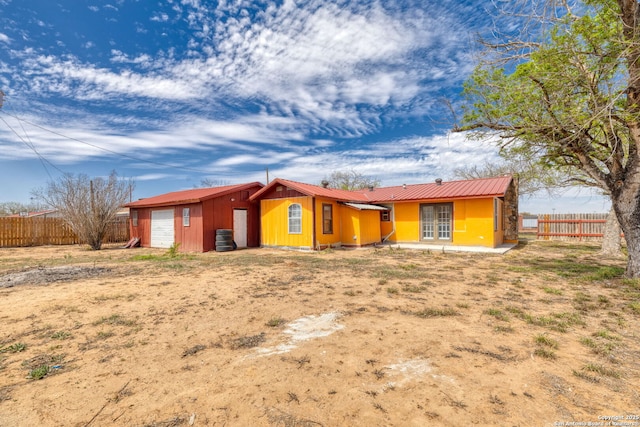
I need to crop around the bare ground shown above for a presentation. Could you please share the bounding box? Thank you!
[0,240,638,426]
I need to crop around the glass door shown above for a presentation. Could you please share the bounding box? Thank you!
[421,203,452,241]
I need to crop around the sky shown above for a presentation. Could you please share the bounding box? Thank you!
[0,0,610,214]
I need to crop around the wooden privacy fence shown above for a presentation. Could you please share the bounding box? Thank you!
[0,217,129,248]
[535,213,608,242]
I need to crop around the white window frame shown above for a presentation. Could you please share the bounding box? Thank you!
[420,203,452,241]
[132,210,138,227]
[183,207,190,227]
[288,203,302,234]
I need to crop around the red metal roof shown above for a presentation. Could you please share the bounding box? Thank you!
[125,182,263,208]
[7,209,59,218]
[355,176,513,203]
[250,176,513,204]
[249,178,370,202]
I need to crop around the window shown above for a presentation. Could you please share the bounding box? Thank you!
[131,210,138,227]
[421,203,452,241]
[288,204,302,234]
[183,208,190,227]
[494,198,503,232]
[322,204,333,234]
[381,210,390,222]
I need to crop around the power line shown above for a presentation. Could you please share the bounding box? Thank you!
[0,110,216,174]
[0,98,65,178]
[0,115,61,178]
[0,94,272,178]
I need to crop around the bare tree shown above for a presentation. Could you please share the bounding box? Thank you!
[33,171,134,250]
[323,170,380,191]
[451,147,569,197]
[0,201,40,216]
[198,178,230,188]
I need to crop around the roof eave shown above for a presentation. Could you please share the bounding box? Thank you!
[372,193,507,203]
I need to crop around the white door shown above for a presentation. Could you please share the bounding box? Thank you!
[151,209,174,248]
[233,209,248,248]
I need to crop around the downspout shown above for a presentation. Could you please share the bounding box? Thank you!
[382,203,396,243]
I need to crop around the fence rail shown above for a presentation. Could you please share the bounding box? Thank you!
[0,217,129,248]
[520,213,609,242]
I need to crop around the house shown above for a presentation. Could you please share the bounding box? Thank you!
[250,176,518,250]
[8,209,61,218]
[249,178,388,250]
[356,176,519,247]
[125,182,263,252]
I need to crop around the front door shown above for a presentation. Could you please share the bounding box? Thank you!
[421,203,452,242]
[233,209,248,248]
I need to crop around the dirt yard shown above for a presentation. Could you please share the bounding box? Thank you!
[0,240,639,426]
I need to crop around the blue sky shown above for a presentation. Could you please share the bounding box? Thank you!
[0,0,609,213]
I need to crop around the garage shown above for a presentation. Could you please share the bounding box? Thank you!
[150,209,174,248]
[126,182,263,252]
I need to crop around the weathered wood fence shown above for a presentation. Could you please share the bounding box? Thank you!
[519,213,609,242]
[0,217,129,247]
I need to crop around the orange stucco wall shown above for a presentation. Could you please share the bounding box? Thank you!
[386,198,502,247]
[260,196,314,248]
[260,196,383,249]
[315,198,342,248]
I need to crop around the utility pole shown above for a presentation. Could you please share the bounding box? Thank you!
[0,90,4,109]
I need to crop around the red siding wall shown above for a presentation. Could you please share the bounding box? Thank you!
[202,189,261,251]
[176,204,204,252]
[261,186,306,200]
[129,208,151,247]
[129,185,261,252]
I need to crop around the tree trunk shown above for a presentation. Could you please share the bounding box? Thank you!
[623,228,640,277]
[613,192,640,277]
[600,206,622,256]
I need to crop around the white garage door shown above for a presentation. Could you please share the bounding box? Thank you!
[151,209,174,248]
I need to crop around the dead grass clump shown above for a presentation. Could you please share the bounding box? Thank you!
[141,415,188,427]
[230,333,266,349]
[266,408,323,427]
[181,344,206,357]
[93,314,137,327]
[411,307,458,318]
[453,346,514,362]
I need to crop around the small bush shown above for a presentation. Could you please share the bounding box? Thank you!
[0,343,26,353]
[28,365,50,380]
[266,317,285,327]
[484,308,509,321]
[534,348,556,359]
[534,334,558,349]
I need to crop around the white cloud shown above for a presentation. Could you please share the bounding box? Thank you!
[0,33,9,43]
[7,1,482,137]
[0,111,308,164]
[135,173,174,181]
[151,13,169,22]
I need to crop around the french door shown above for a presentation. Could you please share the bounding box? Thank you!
[421,203,452,241]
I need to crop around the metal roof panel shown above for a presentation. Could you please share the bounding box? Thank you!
[125,182,263,208]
